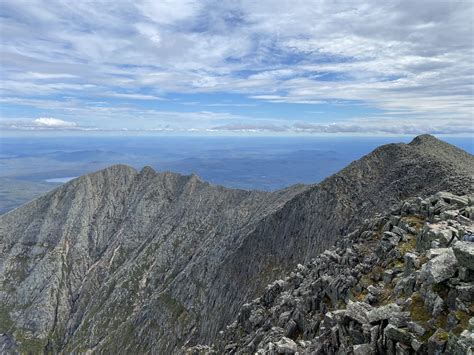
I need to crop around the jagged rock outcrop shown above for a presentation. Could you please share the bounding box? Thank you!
[195,192,474,354]
[0,135,473,353]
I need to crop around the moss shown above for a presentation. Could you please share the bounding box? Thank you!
[421,329,434,342]
[158,293,186,318]
[397,236,417,255]
[15,331,46,354]
[349,288,368,302]
[434,312,448,329]
[401,215,425,231]
[434,330,449,341]
[409,293,431,324]
[452,310,471,336]
[0,305,14,333]
[378,285,395,305]
[370,266,384,279]
[337,299,346,309]
[359,275,374,289]
[394,260,404,268]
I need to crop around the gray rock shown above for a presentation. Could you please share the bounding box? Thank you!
[407,321,426,336]
[395,342,411,355]
[458,266,474,282]
[455,284,474,302]
[388,311,410,328]
[446,330,474,355]
[411,338,424,352]
[420,248,458,284]
[383,269,396,284]
[404,253,420,274]
[275,337,298,354]
[453,241,474,270]
[384,324,411,344]
[353,343,372,355]
[427,329,448,354]
[366,303,401,323]
[345,301,373,324]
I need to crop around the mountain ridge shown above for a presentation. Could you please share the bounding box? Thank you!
[0,135,473,353]
[188,190,474,354]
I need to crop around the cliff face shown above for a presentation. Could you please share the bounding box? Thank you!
[194,191,474,354]
[0,135,473,353]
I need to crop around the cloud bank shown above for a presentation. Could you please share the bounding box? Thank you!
[1,0,473,134]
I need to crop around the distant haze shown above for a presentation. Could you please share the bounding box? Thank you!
[0,135,472,213]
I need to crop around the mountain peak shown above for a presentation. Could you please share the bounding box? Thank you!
[409,133,441,146]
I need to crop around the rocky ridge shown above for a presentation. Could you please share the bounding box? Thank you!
[0,135,473,353]
[189,191,474,354]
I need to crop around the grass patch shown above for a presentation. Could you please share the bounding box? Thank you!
[158,293,186,318]
[401,215,425,231]
[452,310,471,336]
[397,236,417,255]
[409,293,431,324]
[15,331,46,354]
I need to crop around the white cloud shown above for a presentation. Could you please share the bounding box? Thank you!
[33,117,77,127]
[1,117,87,131]
[212,118,474,135]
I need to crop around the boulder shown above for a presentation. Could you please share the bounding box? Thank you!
[366,303,400,324]
[420,248,457,284]
[345,301,372,324]
[404,253,420,273]
[378,232,402,254]
[353,343,372,355]
[384,324,411,344]
[388,311,410,328]
[275,337,298,354]
[407,321,426,336]
[453,241,474,270]
[446,330,474,355]
[455,284,474,302]
[417,223,455,250]
[383,269,395,284]
[458,266,474,282]
[427,329,448,354]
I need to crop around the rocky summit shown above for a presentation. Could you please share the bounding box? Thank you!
[189,191,474,354]
[0,135,473,354]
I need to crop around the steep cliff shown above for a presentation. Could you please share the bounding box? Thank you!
[0,135,472,353]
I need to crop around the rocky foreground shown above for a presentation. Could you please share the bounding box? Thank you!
[188,191,474,354]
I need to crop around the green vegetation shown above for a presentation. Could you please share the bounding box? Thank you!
[158,293,187,317]
[452,310,471,336]
[400,215,425,231]
[15,331,46,354]
[397,236,417,255]
[409,293,431,324]
[0,305,14,332]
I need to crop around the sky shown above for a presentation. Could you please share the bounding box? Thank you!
[0,0,473,135]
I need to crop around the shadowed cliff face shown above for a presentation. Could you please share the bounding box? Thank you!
[0,135,473,353]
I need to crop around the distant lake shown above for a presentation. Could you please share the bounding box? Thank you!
[45,177,77,183]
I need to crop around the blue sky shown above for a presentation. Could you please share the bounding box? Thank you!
[0,0,473,135]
